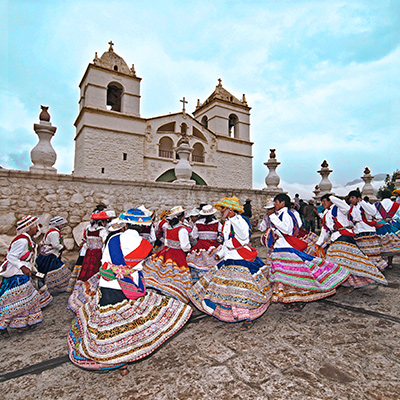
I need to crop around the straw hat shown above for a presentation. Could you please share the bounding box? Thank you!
[168,206,185,218]
[264,199,275,209]
[199,204,217,216]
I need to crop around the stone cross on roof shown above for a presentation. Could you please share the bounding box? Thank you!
[180,97,188,113]
[108,40,114,51]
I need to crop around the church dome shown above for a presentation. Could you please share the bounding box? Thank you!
[95,41,134,76]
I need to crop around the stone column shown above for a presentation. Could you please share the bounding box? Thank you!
[30,106,57,174]
[394,171,400,189]
[174,136,195,185]
[361,167,377,201]
[313,185,321,202]
[317,160,333,197]
[263,149,284,196]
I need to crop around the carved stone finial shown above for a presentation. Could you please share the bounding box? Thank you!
[242,94,247,104]
[364,166,371,175]
[321,160,329,168]
[131,63,136,75]
[93,52,99,64]
[217,78,222,87]
[269,149,276,159]
[39,105,50,122]
[196,99,201,108]
[108,40,114,51]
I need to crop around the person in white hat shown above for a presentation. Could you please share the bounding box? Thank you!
[0,216,44,338]
[186,205,222,282]
[142,206,192,303]
[35,216,71,293]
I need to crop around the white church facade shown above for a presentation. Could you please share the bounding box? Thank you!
[73,42,254,189]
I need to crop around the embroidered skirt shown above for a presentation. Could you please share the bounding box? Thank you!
[68,273,100,313]
[325,239,387,288]
[78,249,102,282]
[189,258,272,322]
[354,232,387,270]
[0,275,43,330]
[66,255,84,292]
[142,247,192,303]
[269,247,349,303]
[375,223,400,256]
[186,245,220,284]
[36,253,71,292]
[67,290,192,370]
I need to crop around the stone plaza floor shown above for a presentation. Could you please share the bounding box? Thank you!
[0,250,399,400]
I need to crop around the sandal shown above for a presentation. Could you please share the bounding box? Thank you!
[240,320,254,331]
[0,328,10,338]
[283,303,295,310]
[120,366,128,376]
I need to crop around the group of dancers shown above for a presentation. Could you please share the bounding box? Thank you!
[0,188,399,375]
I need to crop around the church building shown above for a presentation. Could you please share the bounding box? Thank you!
[73,42,253,189]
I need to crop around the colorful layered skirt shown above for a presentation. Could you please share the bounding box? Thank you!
[354,232,387,270]
[67,290,192,370]
[186,244,221,284]
[269,247,349,303]
[68,273,99,313]
[189,257,272,322]
[0,275,43,330]
[36,253,71,292]
[325,237,387,288]
[66,255,84,292]
[375,222,400,256]
[142,247,192,303]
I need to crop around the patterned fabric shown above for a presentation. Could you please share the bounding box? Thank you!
[354,232,388,270]
[325,240,387,287]
[0,276,43,329]
[297,230,319,255]
[142,248,192,303]
[68,274,99,313]
[187,246,220,273]
[375,223,400,256]
[35,253,71,292]
[188,258,272,322]
[78,248,102,282]
[67,291,192,370]
[66,255,84,293]
[268,247,349,303]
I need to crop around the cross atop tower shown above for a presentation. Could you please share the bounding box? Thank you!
[180,97,188,113]
[108,40,114,51]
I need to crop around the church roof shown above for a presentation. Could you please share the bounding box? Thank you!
[93,41,136,77]
[195,79,250,112]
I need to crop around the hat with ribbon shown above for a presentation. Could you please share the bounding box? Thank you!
[168,206,185,219]
[264,199,275,209]
[119,209,152,225]
[49,216,67,227]
[199,204,217,216]
[91,211,111,220]
[16,215,40,233]
[214,197,244,214]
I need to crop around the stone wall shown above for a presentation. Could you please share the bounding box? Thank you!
[0,169,270,254]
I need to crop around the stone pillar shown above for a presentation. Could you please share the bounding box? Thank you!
[394,171,400,189]
[263,149,284,196]
[30,106,57,174]
[317,160,333,197]
[361,167,377,201]
[313,185,321,202]
[174,136,195,185]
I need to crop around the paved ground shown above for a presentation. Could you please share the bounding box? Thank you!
[0,247,399,400]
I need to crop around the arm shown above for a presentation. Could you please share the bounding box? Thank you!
[330,196,350,215]
[360,200,380,218]
[178,227,191,252]
[316,227,330,246]
[270,211,293,236]
[7,239,32,274]
[191,224,199,240]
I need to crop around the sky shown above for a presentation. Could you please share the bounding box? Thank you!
[1,0,399,198]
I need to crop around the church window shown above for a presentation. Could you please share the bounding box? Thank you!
[228,114,239,138]
[123,153,127,160]
[106,82,123,112]
[101,168,105,173]
[114,65,118,71]
[158,137,174,159]
[192,143,205,163]
[201,116,208,129]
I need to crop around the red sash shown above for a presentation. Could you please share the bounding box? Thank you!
[231,237,258,262]
[283,235,308,252]
[349,205,376,227]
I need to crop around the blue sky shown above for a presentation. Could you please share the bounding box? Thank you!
[1,0,399,197]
